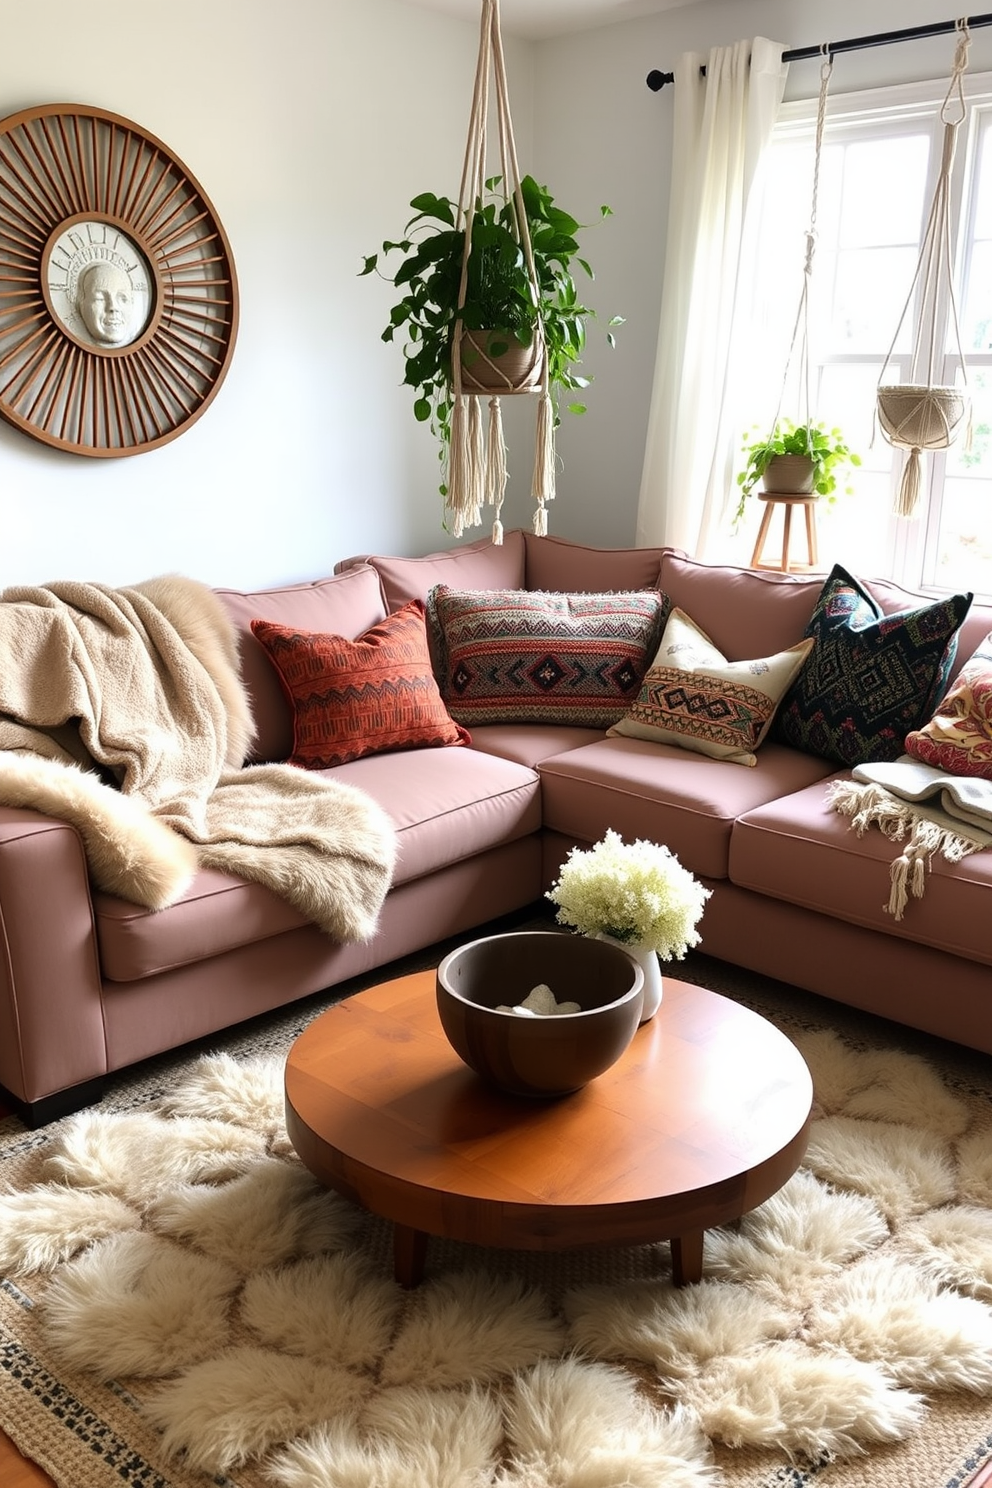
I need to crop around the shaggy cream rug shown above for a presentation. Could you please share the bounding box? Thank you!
[1,953,991,1488]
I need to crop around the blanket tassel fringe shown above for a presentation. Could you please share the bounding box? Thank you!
[828,779,980,920]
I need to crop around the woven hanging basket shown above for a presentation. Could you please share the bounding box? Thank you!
[875,25,972,517]
[877,383,970,518]
[877,384,969,452]
[459,329,544,394]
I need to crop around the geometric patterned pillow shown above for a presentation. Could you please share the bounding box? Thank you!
[904,632,992,778]
[773,564,973,767]
[429,586,668,728]
[250,601,470,768]
[607,607,814,766]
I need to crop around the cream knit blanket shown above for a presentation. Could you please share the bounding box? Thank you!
[828,756,992,921]
[0,576,396,941]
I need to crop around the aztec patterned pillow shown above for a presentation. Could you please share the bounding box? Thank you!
[251,601,470,768]
[429,585,668,728]
[904,632,992,778]
[607,607,814,766]
[774,564,973,767]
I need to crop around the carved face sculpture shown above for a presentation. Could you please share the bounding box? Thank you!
[75,262,134,345]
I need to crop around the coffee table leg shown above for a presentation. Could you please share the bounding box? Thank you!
[671,1229,704,1286]
[393,1224,428,1287]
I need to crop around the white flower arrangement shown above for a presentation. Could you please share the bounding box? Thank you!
[546,829,710,960]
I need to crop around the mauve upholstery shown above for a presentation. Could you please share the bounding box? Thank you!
[336,528,526,612]
[3,527,991,1126]
[467,723,604,769]
[318,747,541,884]
[539,736,835,881]
[731,776,992,966]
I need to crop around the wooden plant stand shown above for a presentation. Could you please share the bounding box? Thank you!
[750,492,819,573]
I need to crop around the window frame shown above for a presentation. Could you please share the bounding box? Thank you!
[751,71,992,599]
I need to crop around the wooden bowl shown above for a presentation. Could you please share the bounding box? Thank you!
[435,931,644,1097]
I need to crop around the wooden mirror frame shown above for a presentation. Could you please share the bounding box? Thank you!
[0,103,239,457]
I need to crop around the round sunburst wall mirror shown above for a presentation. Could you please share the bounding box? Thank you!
[0,103,239,457]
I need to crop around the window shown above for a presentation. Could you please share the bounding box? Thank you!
[738,73,992,600]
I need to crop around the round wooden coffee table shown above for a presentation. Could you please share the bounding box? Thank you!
[284,970,812,1287]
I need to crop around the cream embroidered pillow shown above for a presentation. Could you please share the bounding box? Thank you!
[608,608,814,766]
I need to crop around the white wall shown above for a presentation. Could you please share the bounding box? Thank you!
[0,0,533,587]
[1,0,988,586]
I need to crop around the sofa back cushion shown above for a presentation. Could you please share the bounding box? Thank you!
[215,565,387,763]
[658,551,992,691]
[658,552,823,660]
[524,532,667,592]
[338,529,526,612]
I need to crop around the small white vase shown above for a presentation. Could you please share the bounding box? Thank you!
[594,934,663,1024]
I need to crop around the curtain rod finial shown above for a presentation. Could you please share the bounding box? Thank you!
[646,69,672,90]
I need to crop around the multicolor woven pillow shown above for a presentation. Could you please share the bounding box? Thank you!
[905,632,992,778]
[774,564,973,767]
[251,601,470,768]
[607,607,814,766]
[430,586,668,728]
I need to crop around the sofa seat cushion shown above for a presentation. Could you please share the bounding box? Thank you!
[730,775,992,964]
[326,745,541,885]
[468,723,605,769]
[538,736,834,881]
[95,868,308,982]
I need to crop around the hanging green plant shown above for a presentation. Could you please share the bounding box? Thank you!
[735,420,861,525]
[360,174,621,499]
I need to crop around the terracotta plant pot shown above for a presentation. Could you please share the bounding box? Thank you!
[458,329,544,394]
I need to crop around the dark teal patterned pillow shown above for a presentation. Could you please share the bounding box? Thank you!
[774,564,972,766]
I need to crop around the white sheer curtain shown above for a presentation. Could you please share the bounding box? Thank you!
[636,37,788,557]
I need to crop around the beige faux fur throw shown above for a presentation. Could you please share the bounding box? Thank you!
[0,576,396,941]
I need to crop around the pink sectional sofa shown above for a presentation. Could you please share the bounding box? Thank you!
[2,529,990,1126]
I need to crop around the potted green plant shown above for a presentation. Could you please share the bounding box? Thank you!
[735,420,862,525]
[360,174,621,496]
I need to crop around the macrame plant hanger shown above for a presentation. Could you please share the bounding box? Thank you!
[446,0,555,544]
[766,49,834,466]
[876,20,972,517]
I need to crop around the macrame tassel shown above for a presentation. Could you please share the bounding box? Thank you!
[894,448,923,517]
[531,391,556,534]
[446,395,470,538]
[486,395,507,544]
[466,395,485,530]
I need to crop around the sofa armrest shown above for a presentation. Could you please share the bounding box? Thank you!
[0,807,107,1108]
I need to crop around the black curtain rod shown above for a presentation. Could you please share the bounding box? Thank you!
[645,12,992,90]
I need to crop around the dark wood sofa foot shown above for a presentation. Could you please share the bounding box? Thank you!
[0,1076,106,1129]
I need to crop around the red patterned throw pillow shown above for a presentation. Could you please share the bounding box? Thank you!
[904,632,992,778]
[430,586,668,728]
[251,601,470,768]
